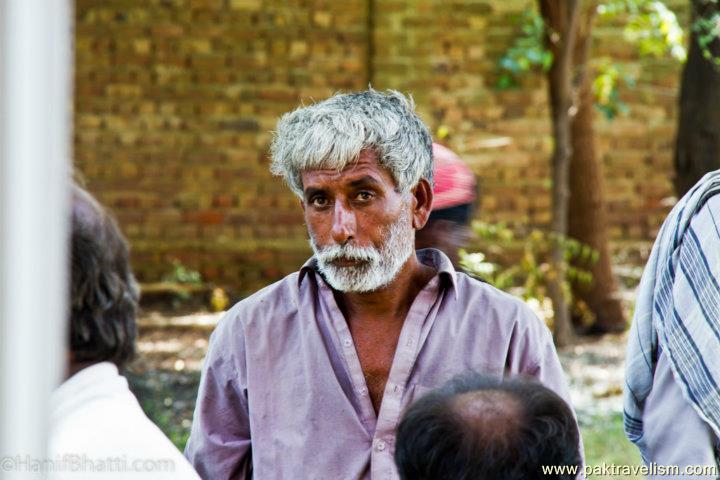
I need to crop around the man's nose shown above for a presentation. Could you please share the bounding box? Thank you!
[331,200,356,245]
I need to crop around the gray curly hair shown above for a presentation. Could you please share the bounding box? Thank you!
[270,89,433,197]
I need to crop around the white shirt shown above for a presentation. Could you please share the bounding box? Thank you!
[49,362,200,480]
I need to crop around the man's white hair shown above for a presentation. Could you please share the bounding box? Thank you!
[270,89,434,197]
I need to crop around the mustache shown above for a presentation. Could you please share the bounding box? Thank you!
[314,243,381,264]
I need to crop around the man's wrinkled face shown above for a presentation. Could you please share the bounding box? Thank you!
[301,150,415,293]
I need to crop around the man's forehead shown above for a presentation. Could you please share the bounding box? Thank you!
[301,151,396,188]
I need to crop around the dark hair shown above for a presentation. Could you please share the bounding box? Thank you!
[427,204,474,225]
[69,185,138,368]
[394,373,581,480]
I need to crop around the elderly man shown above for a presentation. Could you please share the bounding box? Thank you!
[395,374,582,479]
[185,90,578,479]
[624,171,720,478]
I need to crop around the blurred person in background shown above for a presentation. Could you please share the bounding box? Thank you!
[415,142,477,267]
[49,185,200,479]
[624,171,720,479]
[185,89,579,479]
[394,373,582,480]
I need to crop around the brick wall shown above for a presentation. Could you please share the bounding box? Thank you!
[371,0,683,240]
[74,0,684,294]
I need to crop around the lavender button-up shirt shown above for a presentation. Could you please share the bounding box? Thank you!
[185,249,577,480]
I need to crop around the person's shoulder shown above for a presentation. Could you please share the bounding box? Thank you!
[213,271,302,334]
[698,191,720,219]
[50,390,200,478]
[454,272,550,336]
[455,272,537,316]
[234,271,301,314]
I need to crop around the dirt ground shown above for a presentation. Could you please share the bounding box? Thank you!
[559,332,628,420]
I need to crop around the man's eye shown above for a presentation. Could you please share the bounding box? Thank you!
[311,196,329,207]
[356,191,373,201]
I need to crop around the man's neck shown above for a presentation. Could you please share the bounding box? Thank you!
[334,254,437,322]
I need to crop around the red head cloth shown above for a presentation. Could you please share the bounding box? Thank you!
[431,143,477,211]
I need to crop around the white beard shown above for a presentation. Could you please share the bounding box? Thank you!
[309,209,415,293]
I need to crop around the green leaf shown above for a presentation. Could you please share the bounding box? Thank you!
[495,9,553,90]
[496,74,515,90]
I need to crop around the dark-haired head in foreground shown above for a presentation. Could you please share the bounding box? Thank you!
[69,184,139,374]
[394,373,581,480]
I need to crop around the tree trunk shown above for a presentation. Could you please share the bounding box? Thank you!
[539,0,582,347]
[674,0,720,197]
[568,4,627,333]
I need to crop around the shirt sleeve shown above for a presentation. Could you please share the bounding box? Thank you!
[509,308,576,416]
[642,348,718,479]
[509,309,586,474]
[184,310,252,479]
[526,326,575,408]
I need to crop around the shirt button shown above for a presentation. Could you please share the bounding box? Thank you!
[359,387,368,396]
[343,338,352,347]
[375,440,386,452]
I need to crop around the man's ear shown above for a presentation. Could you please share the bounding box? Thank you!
[410,178,433,230]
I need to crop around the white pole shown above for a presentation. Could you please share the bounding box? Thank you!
[0,0,73,478]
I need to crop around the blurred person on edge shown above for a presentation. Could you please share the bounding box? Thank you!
[624,171,720,479]
[184,89,580,479]
[49,185,200,480]
[415,142,477,267]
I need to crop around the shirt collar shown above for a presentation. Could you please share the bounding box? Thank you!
[298,248,459,299]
